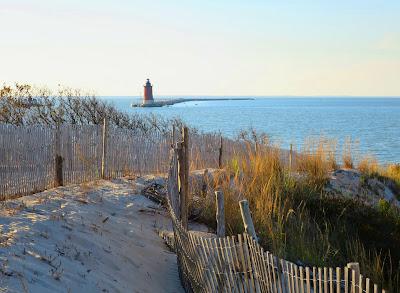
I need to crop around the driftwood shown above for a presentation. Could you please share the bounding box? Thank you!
[141,182,167,205]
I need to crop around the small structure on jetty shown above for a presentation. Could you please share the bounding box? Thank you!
[131,79,254,108]
[143,79,154,105]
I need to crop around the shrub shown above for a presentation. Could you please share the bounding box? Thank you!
[0,83,182,136]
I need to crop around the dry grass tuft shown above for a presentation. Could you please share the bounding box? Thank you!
[296,137,338,187]
[358,155,380,176]
[385,164,400,185]
[347,239,400,291]
[342,137,357,169]
[357,155,400,199]
[195,135,400,291]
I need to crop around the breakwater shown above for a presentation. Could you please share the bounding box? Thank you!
[131,97,254,107]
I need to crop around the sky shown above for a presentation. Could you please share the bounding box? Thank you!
[0,0,399,96]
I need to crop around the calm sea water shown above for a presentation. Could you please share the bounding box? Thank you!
[103,97,400,163]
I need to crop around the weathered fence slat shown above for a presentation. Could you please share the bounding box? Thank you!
[306,267,311,293]
[216,191,225,237]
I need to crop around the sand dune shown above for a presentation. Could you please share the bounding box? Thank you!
[0,178,184,293]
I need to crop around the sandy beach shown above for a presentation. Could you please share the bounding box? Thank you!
[0,178,184,293]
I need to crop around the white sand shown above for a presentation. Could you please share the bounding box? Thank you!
[0,178,184,293]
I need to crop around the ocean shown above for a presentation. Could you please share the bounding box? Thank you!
[103,96,400,164]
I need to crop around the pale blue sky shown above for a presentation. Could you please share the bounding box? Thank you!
[0,0,399,96]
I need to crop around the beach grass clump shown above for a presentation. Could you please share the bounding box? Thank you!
[346,239,400,291]
[195,136,400,291]
[385,164,400,193]
[198,139,341,263]
[386,164,400,181]
[295,137,338,188]
[358,155,380,177]
[357,155,400,198]
[342,137,356,169]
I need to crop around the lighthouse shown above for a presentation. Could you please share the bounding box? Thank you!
[143,79,154,105]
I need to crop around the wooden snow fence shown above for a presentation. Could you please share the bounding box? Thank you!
[166,130,387,293]
[0,123,244,200]
[0,122,171,199]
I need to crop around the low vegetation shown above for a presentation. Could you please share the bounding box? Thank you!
[0,83,182,135]
[195,135,400,291]
[359,156,400,199]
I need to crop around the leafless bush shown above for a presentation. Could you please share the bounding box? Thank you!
[0,83,182,136]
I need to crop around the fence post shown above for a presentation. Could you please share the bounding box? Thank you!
[239,199,258,242]
[289,143,293,172]
[347,262,360,292]
[215,191,225,237]
[201,169,208,197]
[178,126,189,229]
[176,142,183,214]
[101,118,107,179]
[218,136,223,168]
[171,125,176,148]
[173,143,182,219]
[54,125,63,187]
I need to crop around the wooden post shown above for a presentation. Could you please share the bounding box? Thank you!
[54,125,63,187]
[201,169,208,197]
[239,199,258,242]
[218,136,223,169]
[176,141,183,212]
[174,143,182,219]
[101,118,107,179]
[215,191,225,237]
[178,126,189,230]
[171,125,176,148]
[182,126,189,229]
[289,143,293,172]
[347,262,360,293]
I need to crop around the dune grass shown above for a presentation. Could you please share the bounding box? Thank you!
[194,137,400,291]
[357,155,400,199]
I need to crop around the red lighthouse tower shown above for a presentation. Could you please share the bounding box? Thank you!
[143,79,154,105]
